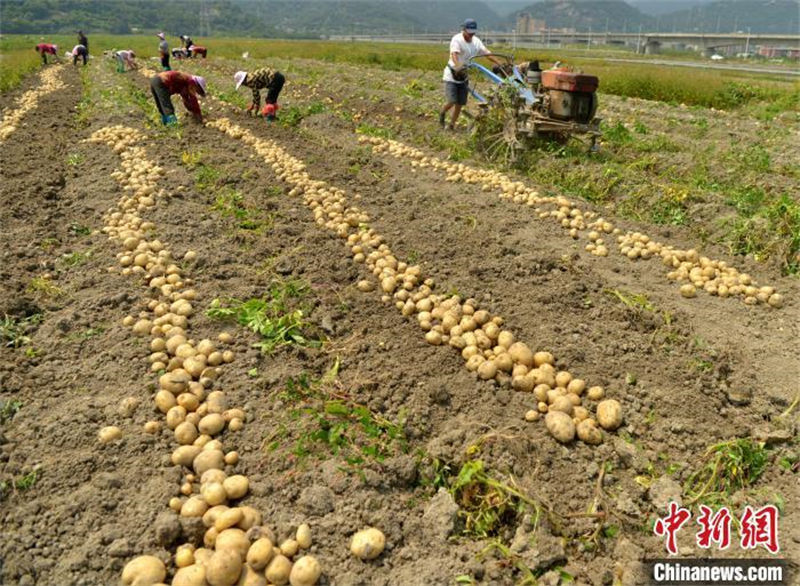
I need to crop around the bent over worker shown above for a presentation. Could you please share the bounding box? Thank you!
[233,68,285,121]
[114,50,137,72]
[35,43,58,64]
[150,71,206,125]
[72,44,88,66]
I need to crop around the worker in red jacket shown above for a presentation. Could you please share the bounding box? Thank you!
[35,43,59,64]
[149,71,206,126]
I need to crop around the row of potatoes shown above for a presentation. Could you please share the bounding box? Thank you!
[359,135,781,307]
[0,65,66,141]
[207,117,622,446]
[88,125,351,586]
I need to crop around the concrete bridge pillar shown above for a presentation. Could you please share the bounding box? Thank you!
[644,39,661,54]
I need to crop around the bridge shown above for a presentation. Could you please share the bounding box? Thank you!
[329,32,799,57]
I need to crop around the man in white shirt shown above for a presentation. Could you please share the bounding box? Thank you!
[439,19,496,130]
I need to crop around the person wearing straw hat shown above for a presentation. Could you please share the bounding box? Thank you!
[149,71,206,125]
[157,32,170,71]
[233,68,286,121]
[439,18,497,130]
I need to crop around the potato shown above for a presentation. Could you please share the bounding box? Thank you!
[215,528,250,560]
[350,527,385,560]
[205,549,243,586]
[201,469,227,485]
[236,506,262,530]
[223,475,249,500]
[98,426,122,443]
[172,564,206,586]
[477,359,497,380]
[160,369,191,393]
[554,371,572,388]
[679,283,696,298]
[577,419,603,445]
[224,451,240,466]
[175,544,196,568]
[181,496,209,518]
[279,539,299,558]
[172,445,202,468]
[596,399,623,430]
[545,411,575,443]
[289,555,322,586]
[121,555,166,586]
[494,352,513,373]
[201,482,228,507]
[549,395,573,415]
[296,523,312,549]
[246,537,274,570]
[156,391,178,414]
[496,330,514,349]
[193,449,225,475]
[175,421,199,445]
[567,378,586,396]
[524,409,539,422]
[144,421,161,434]
[199,413,226,436]
[511,374,534,392]
[203,505,229,528]
[507,342,534,367]
[586,386,604,401]
[194,548,213,567]
[265,554,293,585]
[533,351,554,367]
[236,564,267,586]
[215,507,244,532]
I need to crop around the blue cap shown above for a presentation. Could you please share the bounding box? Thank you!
[463,19,477,32]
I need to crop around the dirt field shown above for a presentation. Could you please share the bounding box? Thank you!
[0,53,797,586]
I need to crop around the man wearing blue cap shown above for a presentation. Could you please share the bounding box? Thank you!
[439,18,494,130]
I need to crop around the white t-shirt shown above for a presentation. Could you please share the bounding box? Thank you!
[442,32,489,83]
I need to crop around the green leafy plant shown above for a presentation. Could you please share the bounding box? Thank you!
[264,362,407,473]
[1,314,42,348]
[207,278,320,354]
[685,438,769,506]
[0,399,22,424]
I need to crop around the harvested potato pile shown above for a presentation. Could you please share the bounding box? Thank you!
[360,135,781,306]
[0,66,66,141]
[207,117,620,445]
[90,125,326,585]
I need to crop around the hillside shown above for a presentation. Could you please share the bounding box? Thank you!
[0,0,504,36]
[512,0,800,33]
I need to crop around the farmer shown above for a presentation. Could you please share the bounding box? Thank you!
[149,71,206,126]
[114,50,137,72]
[77,31,88,54]
[35,43,58,64]
[157,32,170,71]
[439,19,498,130]
[180,35,194,50]
[72,44,88,66]
[233,68,286,121]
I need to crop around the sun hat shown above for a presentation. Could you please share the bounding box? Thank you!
[192,75,207,96]
[157,32,165,40]
[463,19,478,32]
[234,71,247,90]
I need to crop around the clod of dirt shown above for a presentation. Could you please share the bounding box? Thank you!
[297,485,335,516]
[647,476,683,512]
[421,487,459,541]
[154,511,181,546]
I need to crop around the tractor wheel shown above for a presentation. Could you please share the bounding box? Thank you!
[472,97,524,166]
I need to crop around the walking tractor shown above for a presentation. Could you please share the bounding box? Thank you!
[466,54,601,162]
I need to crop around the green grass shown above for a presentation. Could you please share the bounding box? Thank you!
[0,46,43,92]
[206,278,320,354]
[27,276,64,297]
[2,34,794,113]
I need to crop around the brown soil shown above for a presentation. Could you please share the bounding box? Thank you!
[0,56,797,586]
